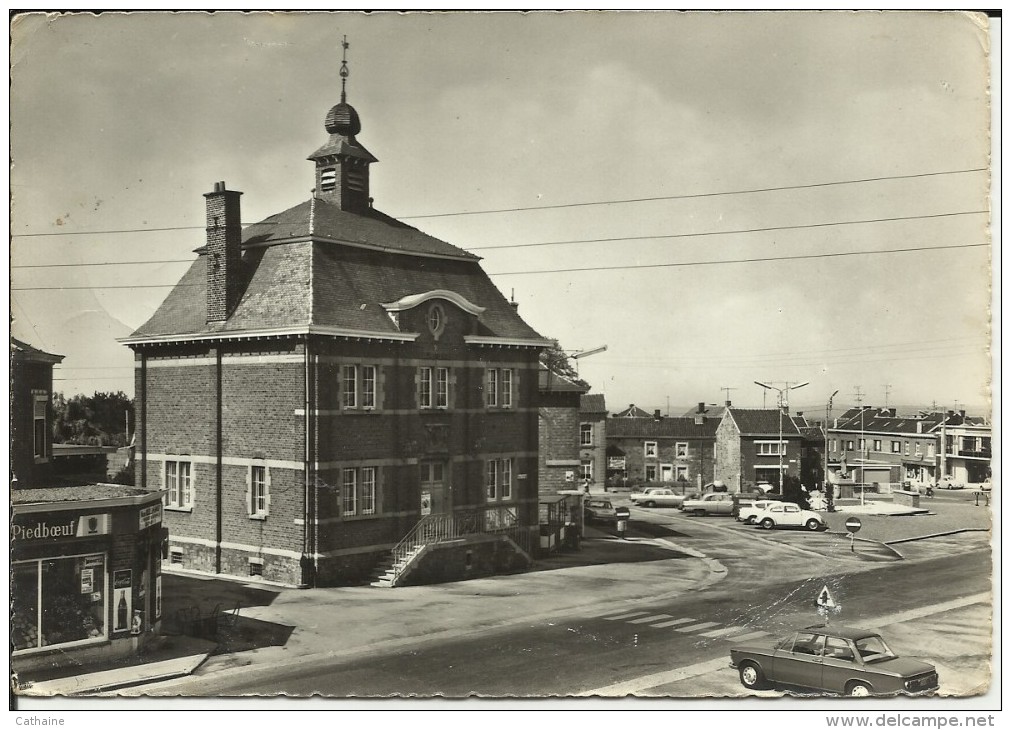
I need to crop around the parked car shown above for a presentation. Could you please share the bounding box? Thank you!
[939,476,966,490]
[681,492,734,516]
[584,499,617,523]
[755,502,825,531]
[736,499,783,525]
[730,625,939,696]
[732,491,784,520]
[630,488,694,508]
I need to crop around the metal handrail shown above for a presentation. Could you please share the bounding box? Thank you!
[388,509,531,582]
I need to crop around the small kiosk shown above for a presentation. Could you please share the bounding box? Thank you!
[11,484,166,672]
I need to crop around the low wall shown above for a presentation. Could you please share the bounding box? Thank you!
[400,534,531,587]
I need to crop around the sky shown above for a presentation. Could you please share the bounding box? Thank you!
[9,10,996,417]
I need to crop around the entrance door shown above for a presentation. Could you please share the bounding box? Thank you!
[421,461,450,515]
[660,464,674,482]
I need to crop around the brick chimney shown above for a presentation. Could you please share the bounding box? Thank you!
[697,402,705,414]
[725,400,732,407]
[205,181,243,322]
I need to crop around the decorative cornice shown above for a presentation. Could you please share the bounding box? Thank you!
[382,290,486,316]
[120,325,420,347]
[464,335,555,349]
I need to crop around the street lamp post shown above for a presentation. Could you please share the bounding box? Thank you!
[754,380,809,492]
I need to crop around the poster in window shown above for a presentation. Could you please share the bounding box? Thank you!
[80,567,94,594]
[420,491,431,516]
[113,569,132,633]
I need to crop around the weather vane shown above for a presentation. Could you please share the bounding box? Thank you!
[340,35,350,103]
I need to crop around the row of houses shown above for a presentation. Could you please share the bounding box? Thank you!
[542,398,991,495]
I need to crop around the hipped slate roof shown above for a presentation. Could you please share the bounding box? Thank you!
[607,417,720,440]
[129,198,541,342]
[725,409,802,437]
[612,404,653,418]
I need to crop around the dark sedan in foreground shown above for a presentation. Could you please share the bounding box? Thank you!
[730,625,938,696]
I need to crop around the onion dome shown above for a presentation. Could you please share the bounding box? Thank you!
[325,101,361,137]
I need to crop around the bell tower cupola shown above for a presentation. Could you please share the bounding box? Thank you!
[308,36,377,213]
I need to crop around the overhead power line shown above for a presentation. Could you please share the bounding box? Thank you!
[487,242,988,277]
[397,167,988,220]
[10,166,987,238]
[11,209,990,270]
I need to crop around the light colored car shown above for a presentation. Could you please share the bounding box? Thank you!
[756,502,825,531]
[737,499,782,525]
[630,488,692,508]
[731,625,938,696]
[681,492,734,516]
[583,499,617,523]
[939,476,966,490]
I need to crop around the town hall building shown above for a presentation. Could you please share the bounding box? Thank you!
[122,58,550,587]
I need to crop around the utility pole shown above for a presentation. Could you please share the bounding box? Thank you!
[825,390,839,511]
[754,380,809,491]
[883,383,892,410]
[853,386,865,503]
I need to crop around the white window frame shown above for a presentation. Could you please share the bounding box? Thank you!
[487,369,499,407]
[580,459,593,481]
[756,440,785,456]
[247,464,270,519]
[342,468,358,516]
[645,464,658,481]
[858,438,866,452]
[928,443,936,458]
[501,369,513,408]
[904,441,910,456]
[164,460,194,511]
[362,366,377,409]
[33,395,48,462]
[419,367,433,409]
[580,423,593,446]
[891,440,901,454]
[644,441,658,458]
[501,459,512,500]
[675,442,688,459]
[435,367,449,409]
[343,364,358,409]
[846,440,855,451]
[873,439,882,452]
[486,460,498,500]
[361,466,376,516]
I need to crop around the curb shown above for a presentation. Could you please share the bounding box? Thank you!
[885,527,992,546]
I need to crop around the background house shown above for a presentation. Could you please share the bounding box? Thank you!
[538,364,591,493]
[579,393,608,487]
[605,409,718,489]
[714,408,803,491]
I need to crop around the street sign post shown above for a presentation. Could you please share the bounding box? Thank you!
[845,517,862,552]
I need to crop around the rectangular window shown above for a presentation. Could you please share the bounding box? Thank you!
[362,366,376,409]
[486,460,498,500]
[846,440,855,451]
[928,443,936,458]
[361,467,376,516]
[892,440,901,453]
[756,441,785,456]
[343,365,358,409]
[436,368,449,408]
[249,465,269,518]
[487,369,499,407]
[580,423,593,446]
[676,442,688,458]
[644,441,658,458]
[830,439,837,452]
[248,561,264,577]
[580,460,593,481]
[419,367,433,408]
[676,465,689,482]
[501,459,512,500]
[645,464,658,481]
[164,461,193,510]
[873,439,882,452]
[169,548,184,566]
[501,369,513,408]
[33,396,47,460]
[904,441,910,456]
[342,468,357,516]
[858,438,866,452]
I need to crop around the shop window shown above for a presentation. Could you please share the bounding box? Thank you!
[12,554,107,653]
[164,460,193,511]
[248,464,270,519]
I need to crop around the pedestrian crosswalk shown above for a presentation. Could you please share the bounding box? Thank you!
[594,607,772,644]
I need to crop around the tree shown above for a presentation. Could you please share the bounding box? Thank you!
[539,340,590,390]
[52,391,134,447]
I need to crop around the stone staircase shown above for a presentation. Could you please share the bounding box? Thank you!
[369,545,425,587]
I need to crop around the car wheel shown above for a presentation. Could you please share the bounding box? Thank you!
[847,681,872,697]
[644,501,656,508]
[806,519,821,531]
[738,662,768,690]
[760,517,775,530]
[694,509,706,517]
[745,516,756,525]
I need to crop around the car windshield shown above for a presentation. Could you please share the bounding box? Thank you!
[854,635,896,663]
